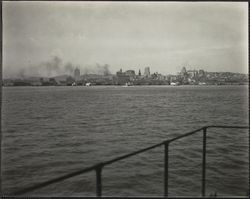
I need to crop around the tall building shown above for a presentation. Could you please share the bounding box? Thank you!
[116,69,130,85]
[181,67,187,74]
[125,70,135,76]
[74,67,80,81]
[144,67,150,77]
[125,70,136,81]
[187,70,198,79]
[198,69,205,77]
[180,67,188,77]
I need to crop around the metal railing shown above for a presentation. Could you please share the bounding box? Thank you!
[10,125,249,197]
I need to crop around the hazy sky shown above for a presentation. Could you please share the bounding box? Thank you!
[2,1,248,78]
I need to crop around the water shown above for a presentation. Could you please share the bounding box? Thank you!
[2,85,249,196]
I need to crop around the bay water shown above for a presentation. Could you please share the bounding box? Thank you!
[2,85,249,196]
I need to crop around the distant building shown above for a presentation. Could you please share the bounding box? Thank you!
[138,69,141,76]
[179,67,188,84]
[181,67,187,75]
[198,69,205,77]
[66,76,75,86]
[125,70,136,81]
[144,67,150,77]
[74,67,80,81]
[156,74,166,81]
[116,69,130,85]
[168,75,177,83]
[187,70,198,79]
[116,69,123,76]
[125,70,135,76]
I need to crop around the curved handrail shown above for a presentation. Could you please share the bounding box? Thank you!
[9,125,249,197]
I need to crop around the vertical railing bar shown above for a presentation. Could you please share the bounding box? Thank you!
[202,127,207,197]
[96,164,103,197]
[164,141,169,197]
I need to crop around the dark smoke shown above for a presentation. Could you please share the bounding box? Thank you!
[96,63,111,76]
[16,57,112,78]
[64,62,75,76]
[17,56,76,78]
[83,63,111,76]
[39,56,62,77]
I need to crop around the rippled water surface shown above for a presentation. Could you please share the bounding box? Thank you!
[2,85,249,196]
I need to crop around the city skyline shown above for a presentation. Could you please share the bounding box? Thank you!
[3,64,248,87]
[3,2,248,78]
[3,60,249,80]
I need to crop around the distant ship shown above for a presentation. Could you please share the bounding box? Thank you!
[170,82,180,86]
[123,82,133,87]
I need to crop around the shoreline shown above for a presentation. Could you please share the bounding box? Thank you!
[2,84,249,88]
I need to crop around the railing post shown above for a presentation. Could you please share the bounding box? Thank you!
[164,141,169,197]
[96,164,103,197]
[202,127,207,197]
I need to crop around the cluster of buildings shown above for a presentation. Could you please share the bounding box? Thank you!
[115,67,166,85]
[167,67,207,85]
[2,66,248,86]
[168,67,248,85]
[111,66,248,86]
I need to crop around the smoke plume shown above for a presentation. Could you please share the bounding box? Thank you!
[83,63,111,76]
[17,56,76,78]
[64,62,75,75]
[15,56,112,78]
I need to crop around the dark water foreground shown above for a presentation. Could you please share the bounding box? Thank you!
[2,85,249,196]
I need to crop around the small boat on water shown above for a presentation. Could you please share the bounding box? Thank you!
[170,82,180,86]
[122,82,133,87]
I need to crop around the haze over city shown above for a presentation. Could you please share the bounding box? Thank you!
[2,1,248,78]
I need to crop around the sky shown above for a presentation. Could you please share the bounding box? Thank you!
[2,1,248,78]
